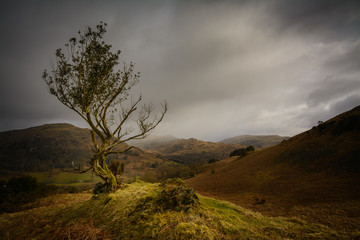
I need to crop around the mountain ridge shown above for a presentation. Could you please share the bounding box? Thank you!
[131,136,245,166]
[219,134,290,148]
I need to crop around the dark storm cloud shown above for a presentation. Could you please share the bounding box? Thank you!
[268,0,360,40]
[0,0,115,130]
[307,75,360,108]
[0,0,359,140]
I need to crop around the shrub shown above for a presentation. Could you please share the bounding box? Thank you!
[157,178,199,212]
[0,176,57,213]
[229,145,255,157]
[93,182,107,195]
[208,158,219,164]
[246,145,255,152]
[109,160,125,180]
[129,178,199,219]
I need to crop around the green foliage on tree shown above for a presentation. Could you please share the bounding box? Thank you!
[42,22,167,192]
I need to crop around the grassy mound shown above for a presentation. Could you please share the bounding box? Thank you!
[0,180,346,239]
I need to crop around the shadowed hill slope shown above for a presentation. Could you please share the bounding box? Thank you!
[0,124,173,180]
[186,105,360,230]
[0,124,92,171]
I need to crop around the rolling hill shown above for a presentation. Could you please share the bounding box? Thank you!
[131,136,245,165]
[186,105,360,231]
[128,134,179,149]
[219,135,290,148]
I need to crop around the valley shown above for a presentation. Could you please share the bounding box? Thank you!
[0,106,359,238]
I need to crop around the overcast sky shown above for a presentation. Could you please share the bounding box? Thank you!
[0,0,359,141]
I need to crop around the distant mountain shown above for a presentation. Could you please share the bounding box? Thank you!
[131,136,245,165]
[128,134,179,150]
[0,124,174,180]
[219,135,289,148]
[186,105,360,229]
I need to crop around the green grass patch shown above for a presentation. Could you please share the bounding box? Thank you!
[24,170,101,186]
[0,181,345,239]
[52,171,99,184]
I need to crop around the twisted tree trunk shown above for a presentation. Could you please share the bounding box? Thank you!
[91,152,118,192]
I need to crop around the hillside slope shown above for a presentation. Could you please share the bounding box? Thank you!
[0,180,346,239]
[186,105,360,230]
[219,135,290,148]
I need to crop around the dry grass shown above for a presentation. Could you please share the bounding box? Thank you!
[0,193,92,239]
[46,217,111,240]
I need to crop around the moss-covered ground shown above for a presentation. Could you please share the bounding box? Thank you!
[0,180,352,239]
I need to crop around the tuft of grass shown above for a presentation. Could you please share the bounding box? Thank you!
[0,181,346,239]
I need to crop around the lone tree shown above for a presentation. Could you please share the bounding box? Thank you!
[42,22,167,192]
